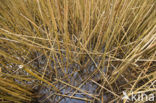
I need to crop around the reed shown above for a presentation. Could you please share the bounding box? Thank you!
[0,0,155,102]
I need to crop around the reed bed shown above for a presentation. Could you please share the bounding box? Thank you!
[0,0,155,103]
